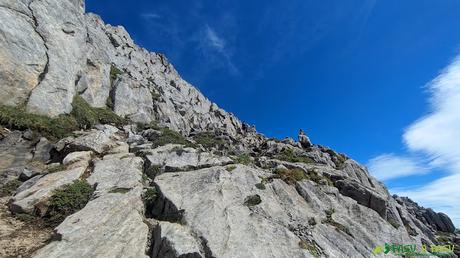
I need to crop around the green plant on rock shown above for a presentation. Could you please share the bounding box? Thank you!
[0,179,22,197]
[234,153,252,165]
[299,240,321,258]
[110,65,123,84]
[321,208,352,237]
[244,194,262,207]
[143,187,158,209]
[108,187,131,194]
[275,149,314,164]
[193,132,226,149]
[255,182,266,190]
[387,218,400,229]
[145,165,162,179]
[226,165,237,172]
[274,168,307,184]
[71,95,126,129]
[45,180,93,226]
[0,105,78,140]
[151,127,194,148]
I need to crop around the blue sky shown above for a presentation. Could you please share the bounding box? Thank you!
[87,0,460,226]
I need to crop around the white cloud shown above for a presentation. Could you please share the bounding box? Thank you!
[367,154,428,181]
[141,12,161,20]
[368,55,460,227]
[205,25,225,52]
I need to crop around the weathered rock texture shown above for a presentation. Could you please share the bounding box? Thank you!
[0,0,458,258]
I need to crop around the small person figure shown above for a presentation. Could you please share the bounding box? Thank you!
[298,129,312,148]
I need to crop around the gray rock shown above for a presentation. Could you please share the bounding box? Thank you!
[26,0,86,117]
[33,190,149,258]
[112,75,155,123]
[10,165,88,215]
[19,168,39,181]
[143,144,232,172]
[33,137,53,162]
[61,126,120,154]
[87,155,144,196]
[0,5,47,107]
[298,129,312,148]
[151,221,205,258]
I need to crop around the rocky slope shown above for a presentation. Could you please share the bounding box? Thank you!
[0,0,459,257]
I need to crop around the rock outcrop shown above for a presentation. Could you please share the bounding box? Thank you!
[0,0,458,258]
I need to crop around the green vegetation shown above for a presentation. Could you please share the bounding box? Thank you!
[387,218,400,229]
[145,165,162,179]
[0,95,126,140]
[109,187,131,194]
[71,95,126,129]
[274,167,307,184]
[109,65,123,84]
[15,213,39,223]
[47,163,68,174]
[234,153,252,165]
[0,179,22,197]
[151,89,161,102]
[136,121,161,131]
[0,105,78,140]
[275,149,314,164]
[193,132,226,149]
[151,127,194,148]
[244,194,262,207]
[143,187,157,208]
[308,217,317,226]
[226,165,237,172]
[45,180,93,226]
[321,208,352,237]
[299,240,321,258]
[255,182,266,190]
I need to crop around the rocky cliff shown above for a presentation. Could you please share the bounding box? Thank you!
[0,0,458,258]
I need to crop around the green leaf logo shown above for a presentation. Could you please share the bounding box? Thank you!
[373,245,383,255]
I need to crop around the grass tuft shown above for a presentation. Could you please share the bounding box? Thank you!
[45,180,93,226]
[0,179,22,197]
[275,149,314,164]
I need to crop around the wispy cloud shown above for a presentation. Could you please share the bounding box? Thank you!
[368,55,460,226]
[367,154,428,181]
[197,24,239,75]
[141,12,161,20]
[204,25,225,52]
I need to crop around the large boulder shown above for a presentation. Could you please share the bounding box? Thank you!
[142,144,232,172]
[9,151,91,215]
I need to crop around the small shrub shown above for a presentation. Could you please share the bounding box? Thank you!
[71,95,126,129]
[145,165,162,179]
[109,187,131,194]
[143,187,157,208]
[0,105,78,140]
[244,194,262,207]
[47,163,68,174]
[275,149,314,164]
[299,240,321,258]
[226,165,237,172]
[234,153,252,165]
[193,132,226,149]
[136,122,161,131]
[151,127,194,148]
[0,179,21,197]
[45,180,93,226]
[387,218,400,229]
[321,208,352,237]
[255,182,266,190]
[274,168,307,184]
[15,213,39,222]
[110,65,123,84]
